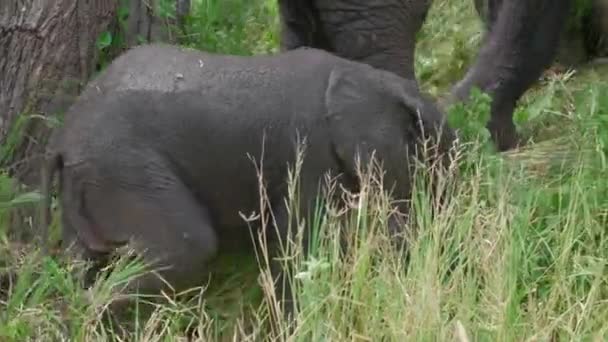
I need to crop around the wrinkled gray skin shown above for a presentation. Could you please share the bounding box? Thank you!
[41,44,454,319]
[278,0,432,81]
[475,0,608,66]
[278,0,572,151]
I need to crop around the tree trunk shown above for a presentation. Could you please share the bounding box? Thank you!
[0,0,190,241]
[0,0,191,184]
[0,1,118,183]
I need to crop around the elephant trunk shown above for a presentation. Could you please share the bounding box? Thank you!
[451,0,571,151]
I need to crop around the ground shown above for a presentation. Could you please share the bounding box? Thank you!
[0,0,606,340]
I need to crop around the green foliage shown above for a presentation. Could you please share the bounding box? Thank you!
[0,115,29,167]
[95,0,131,73]
[157,0,179,19]
[447,87,492,144]
[416,1,483,96]
[182,0,279,55]
[445,87,500,177]
[95,31,113,51]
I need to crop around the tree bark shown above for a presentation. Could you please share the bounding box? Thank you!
[0,0,190,240]
[0,0,191,185]
[0,1,118,183]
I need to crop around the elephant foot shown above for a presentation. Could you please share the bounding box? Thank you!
[487,118,520,152]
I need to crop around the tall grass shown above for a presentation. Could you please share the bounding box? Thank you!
[0,0,606,340]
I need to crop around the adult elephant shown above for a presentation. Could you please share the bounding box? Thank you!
[475,0,608,67]
[278,0,572,151]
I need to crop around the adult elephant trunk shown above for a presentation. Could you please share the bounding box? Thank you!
[451,0,572,151]
[278,0,432,80]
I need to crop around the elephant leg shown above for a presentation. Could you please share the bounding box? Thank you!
[265,174,323,322]
[452,0,571,151]
[277,1,433,79]
[56,168,116,287]
[59,201,111,288]
[476,0,588,68]
[266,202,307,322]
[80,173,219,319]
[277,0,330,51]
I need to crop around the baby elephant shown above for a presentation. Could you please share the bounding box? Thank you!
[40,44,454,318]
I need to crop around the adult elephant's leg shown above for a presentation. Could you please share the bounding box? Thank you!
[314,0,432,79]
[475,0,588,67]
[452,0,572,151]
[280,0,430,80]
[278,0,329,51]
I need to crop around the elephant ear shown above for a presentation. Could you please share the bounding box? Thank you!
[324,67,364,169]
[324,66,364,119]
[324,66,396,177]
[386,74,457,171]
[386,74,455,151]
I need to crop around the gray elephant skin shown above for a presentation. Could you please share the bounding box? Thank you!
[475,0,608,66]
[278,0,572,151]
[40,44,454,317]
